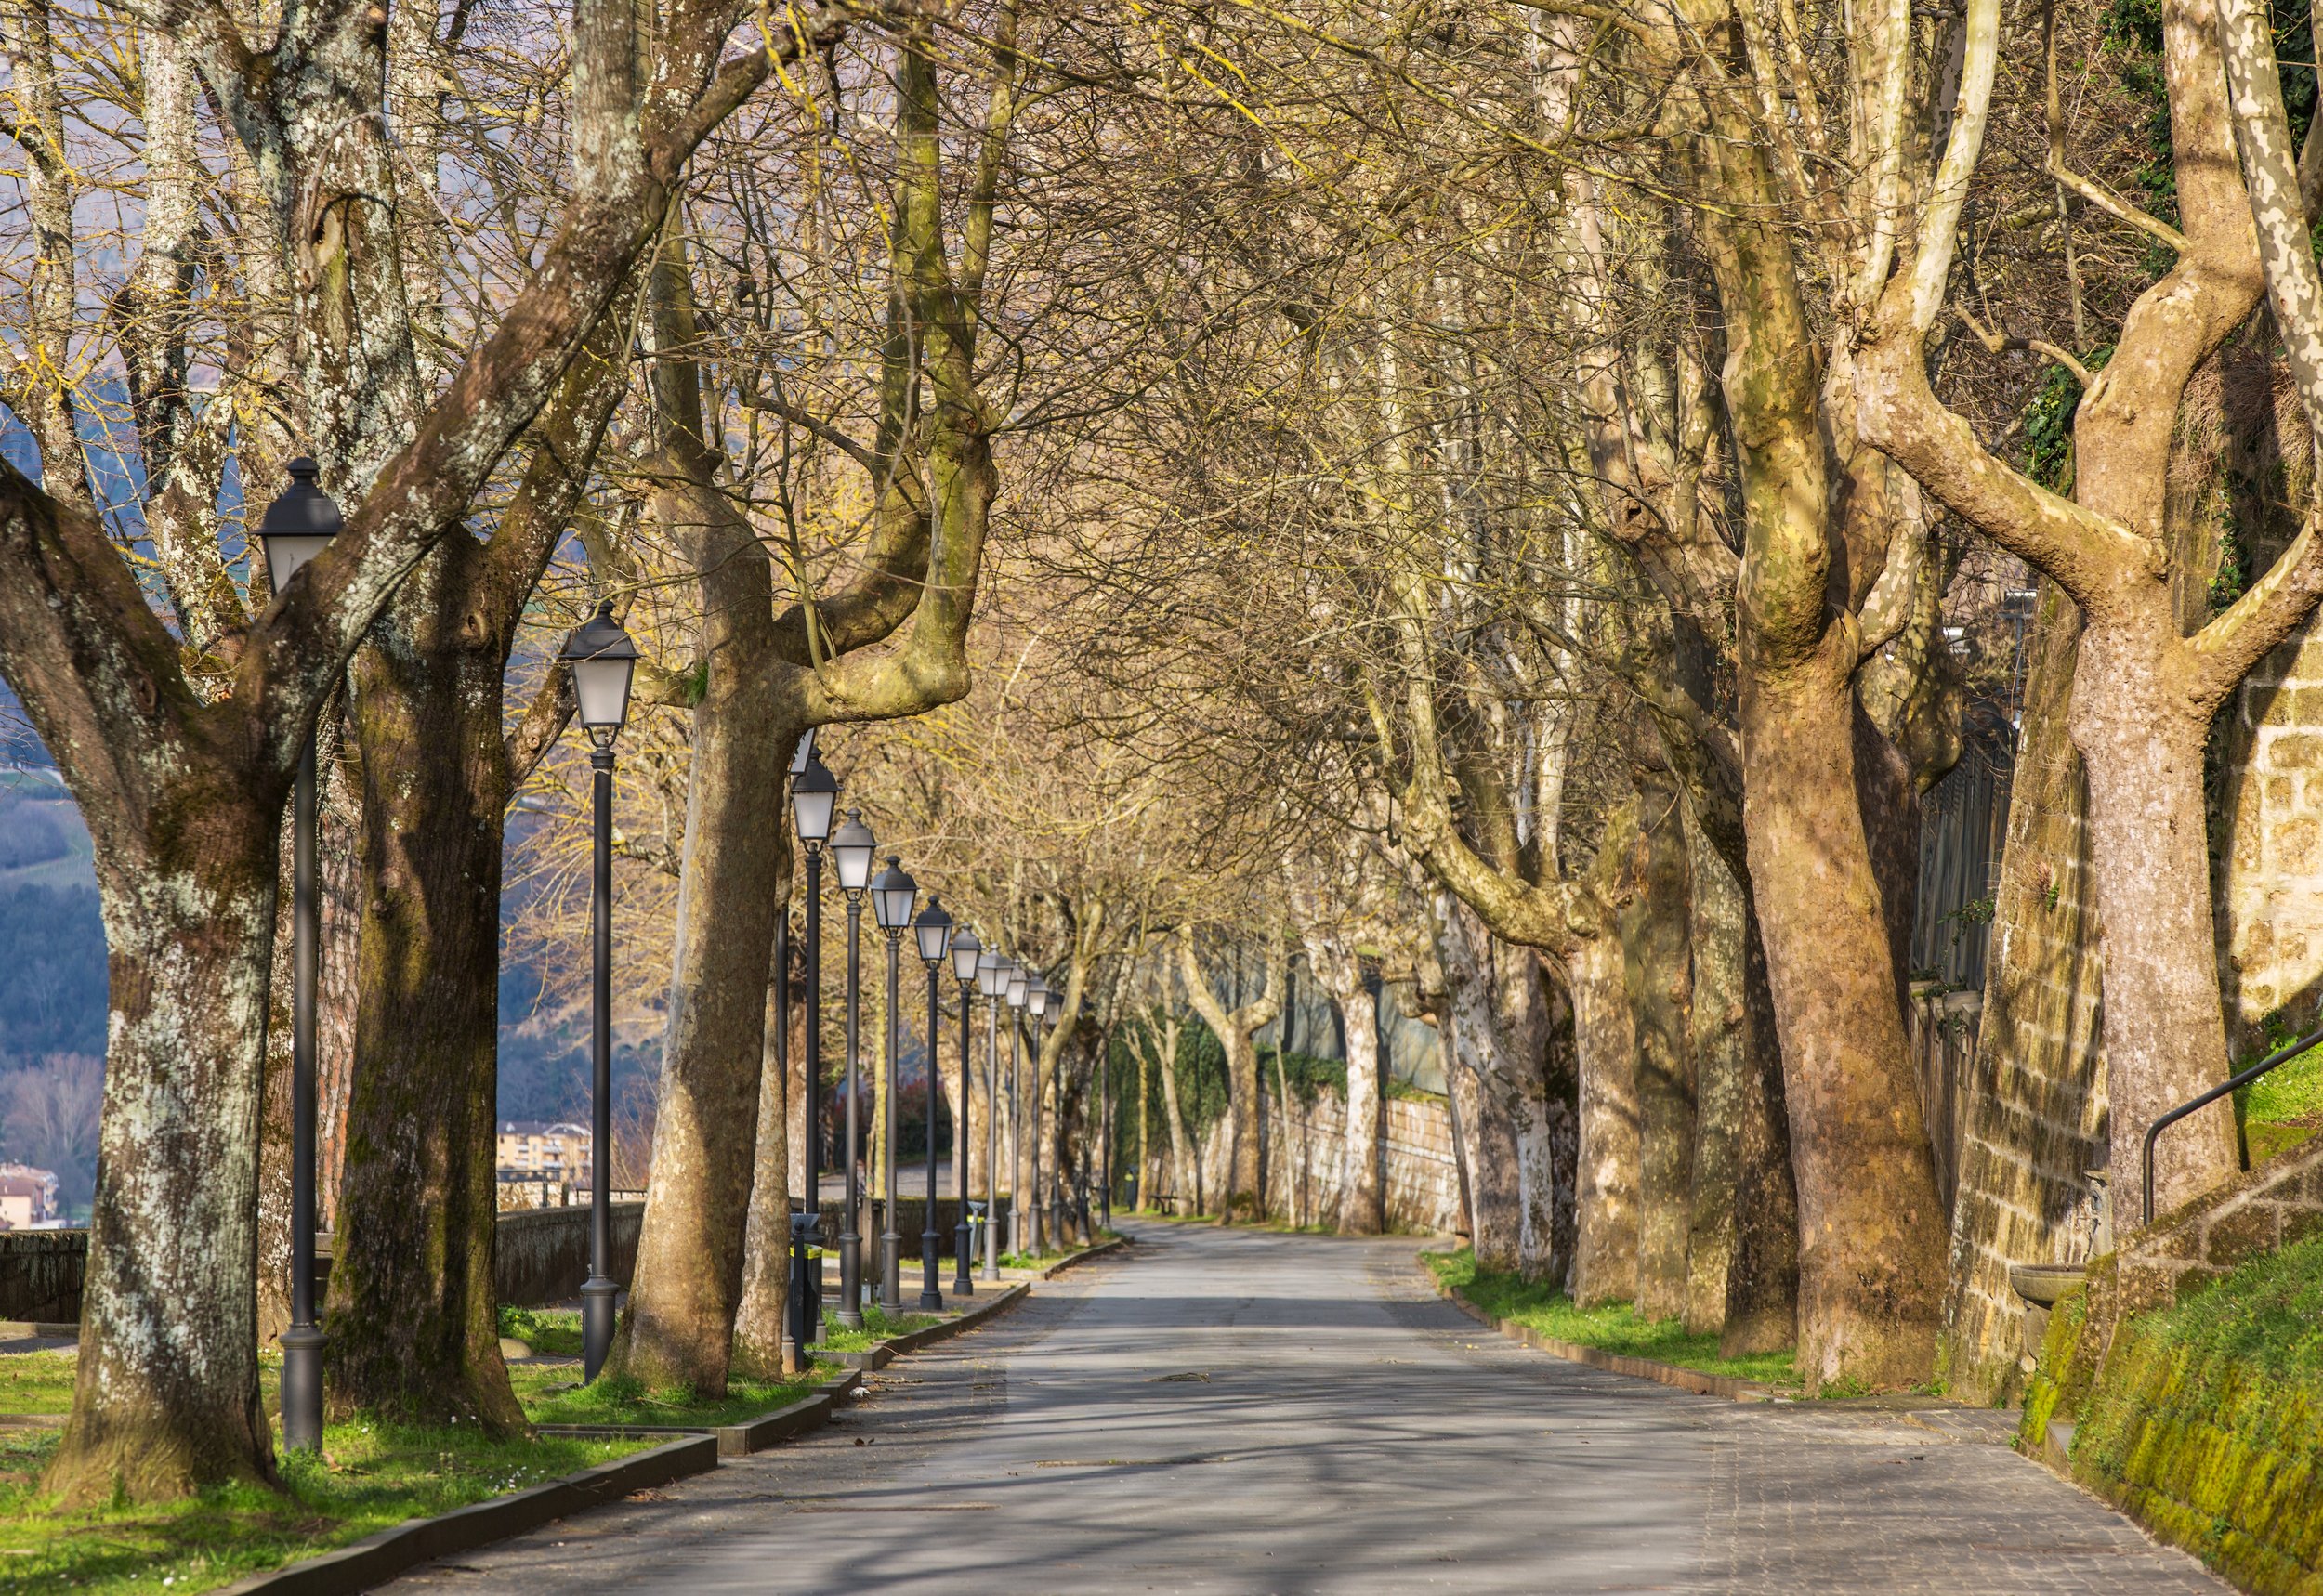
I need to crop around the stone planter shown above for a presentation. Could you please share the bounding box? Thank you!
[2008,1262,2087,1370]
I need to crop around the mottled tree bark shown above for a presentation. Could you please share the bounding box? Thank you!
[1679,104,1949,1386]
[733,913,802,1380]
[1722,897,1801,1356]
[1302,929,1384,1235]
[1684,805,1746,1338]
[1857,0,2323,1224]
[5,0,840,1500]
[325,280,637,1425]
[327,541,523,1432]
[1568,924,1639,1305]
[1622,769,1695,1322]
[1177,935,1284,1223]
[610,246,790,1398]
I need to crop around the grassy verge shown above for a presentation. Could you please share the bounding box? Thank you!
[0,1415,650,1596]
[509,1299,961,1426]
[1424,1249,1801,1391]
[0,1353,75,1417]
[2041,1231,2323,1589]
[997,1230,1122,1270]
[496,1304,582,1359]
[513,1363,826,1428]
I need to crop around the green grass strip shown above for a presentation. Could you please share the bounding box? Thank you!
[1424,1249,1801,1390]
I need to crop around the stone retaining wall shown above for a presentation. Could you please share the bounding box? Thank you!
[6,1196,1030,1323]
[1940,580,2110,1406]
[2022,1130,2323,1592]
[1,1202,654,1320]
[1181,1087,1462,1234]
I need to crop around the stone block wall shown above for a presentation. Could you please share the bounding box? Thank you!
[2113,1143,2323,1313]
[1188,1088,1462,1235]
[2218,623,2323,1055]
[1941,582,2110,1406]
[4,1204,655,1320]
[2019,1127,2323,1592]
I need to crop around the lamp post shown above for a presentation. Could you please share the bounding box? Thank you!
[257,458,340,1451]
[1028,975,1050,1254]
[949,926,982,1294]
[1004,964,1030,1255]
[788,754,837,1358]
[830,811,878,1328]
[871,857,917,1313]
[914,896,953,1310]
[977,949,1007,1278]
[557,598,639,1383]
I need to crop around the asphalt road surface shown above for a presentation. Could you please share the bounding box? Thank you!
[381,1221,2228,1593]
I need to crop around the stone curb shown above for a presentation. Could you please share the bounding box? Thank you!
[542,1281,1032,1444]
[1034,1235,1129,1278]
[1424,1262,1772,1403]
[211,1433,718,1596]
[536,1367,865,1458]
[226,1275,1056,1594]
[826,1278,1033,1371]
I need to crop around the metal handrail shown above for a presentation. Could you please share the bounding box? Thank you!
[2143,1027,2323,1224]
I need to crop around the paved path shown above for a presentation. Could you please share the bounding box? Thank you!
[386,1223,2228,1593]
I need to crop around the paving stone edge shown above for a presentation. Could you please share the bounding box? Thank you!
[1423,1258,1771,1402]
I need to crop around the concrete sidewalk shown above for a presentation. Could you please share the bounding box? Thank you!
[376,1221,2229,1593]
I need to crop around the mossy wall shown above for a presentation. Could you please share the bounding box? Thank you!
[2020,1144,2323,1592]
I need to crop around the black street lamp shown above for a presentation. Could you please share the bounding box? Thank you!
[788,753,837,1361]
[558,598,638,1384]
[830,810,878,1328]
[1028,975,1050,1254]
[914,896,953,1311]
[1098,1027,1112,1231]
[871,856,917,1313]
[1004,964,1030,1256]
[948,926,983,1295]
[976,948,1008,1278]
[258,457,340,1452]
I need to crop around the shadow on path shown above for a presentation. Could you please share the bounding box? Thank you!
[377,1222,2228,1594]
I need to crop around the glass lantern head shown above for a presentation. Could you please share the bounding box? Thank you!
[951,924,984,985]
[915,896,953,966]
[558,600,639,748]
[871,856,918,933]
[791,756,838,847]
[831,810,877,895]
[256,456,343,593]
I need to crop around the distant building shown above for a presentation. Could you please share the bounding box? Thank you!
[0,1164,60,1229]
[496,1120,592,1185]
